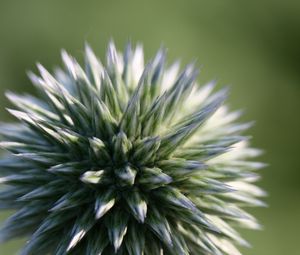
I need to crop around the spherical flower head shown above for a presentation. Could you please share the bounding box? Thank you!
[0,41,266,255]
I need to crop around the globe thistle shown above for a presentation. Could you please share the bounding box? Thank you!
[0,41,266,255]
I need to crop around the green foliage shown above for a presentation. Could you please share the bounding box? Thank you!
[0,42,265,255]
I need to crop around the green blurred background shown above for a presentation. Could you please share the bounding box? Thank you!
[0,0,299,254]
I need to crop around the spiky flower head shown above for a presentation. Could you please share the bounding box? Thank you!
[0,41,266,255]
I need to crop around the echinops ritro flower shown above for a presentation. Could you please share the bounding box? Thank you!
[0,41,266,255]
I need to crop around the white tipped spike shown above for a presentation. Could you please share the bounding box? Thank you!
[161,61,180,92]
[132,44,144,85]
[95,191,116,219]
[95,199,115,219]
[80,170,105,184]
[67,229,86,252]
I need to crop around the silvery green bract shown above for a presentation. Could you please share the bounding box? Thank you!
[0,41,266,255]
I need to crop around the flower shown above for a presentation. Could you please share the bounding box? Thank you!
[0,41,266,255]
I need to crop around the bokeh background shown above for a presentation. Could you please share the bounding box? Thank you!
[0,0,299,254]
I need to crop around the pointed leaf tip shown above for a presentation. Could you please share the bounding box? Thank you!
[95,191,116,219]
[125,191,147,223]
[80,170,105,184]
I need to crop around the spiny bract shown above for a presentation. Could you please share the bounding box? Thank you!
[0,41,266,255]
